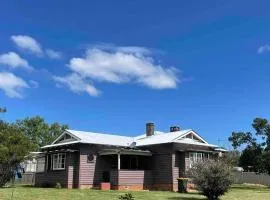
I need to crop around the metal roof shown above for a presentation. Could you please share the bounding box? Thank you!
[41,128,219,149]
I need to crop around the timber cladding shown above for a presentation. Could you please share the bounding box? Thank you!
[35,142,214,191]
[35,152,78,188]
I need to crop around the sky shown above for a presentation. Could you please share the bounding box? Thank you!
[1,0,270,148]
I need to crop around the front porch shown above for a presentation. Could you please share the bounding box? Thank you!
[97,148,153,190]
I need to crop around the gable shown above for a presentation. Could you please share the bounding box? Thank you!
[175,130,208,144]
[52,131,79,144]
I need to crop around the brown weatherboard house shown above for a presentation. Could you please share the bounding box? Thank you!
[35,123,226,191]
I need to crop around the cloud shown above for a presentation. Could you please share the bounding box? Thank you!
[89,43,152,56]
[11,35,63,59]
[258,44,270,54]
[29,80,39,88]
[67,46,178,90]
[11,35,43,56]
[0,72,29,98]
[0,52,33,70]
[45,49,63,59]
[53,73,100,97]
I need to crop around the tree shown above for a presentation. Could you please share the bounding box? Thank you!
[229,118,270,174]
[239,146,264,172]
[15,116,68,151]
[189,160,233,200]
[0,121,32,187]
[222,150,240,167]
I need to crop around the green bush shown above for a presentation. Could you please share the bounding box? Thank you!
[189,160,233,200]
[119,193,135,200]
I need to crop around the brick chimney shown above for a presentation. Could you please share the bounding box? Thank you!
[170,126,180,132]
[146,122,154,137]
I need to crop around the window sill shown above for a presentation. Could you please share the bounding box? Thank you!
[52,168,66,171]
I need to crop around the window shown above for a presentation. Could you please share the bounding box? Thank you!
[24,159,37,172]
[120,155,149,170]
[52,153,66,170]
[189,152,204,168]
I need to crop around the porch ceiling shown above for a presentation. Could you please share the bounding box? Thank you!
[98,148,152,156]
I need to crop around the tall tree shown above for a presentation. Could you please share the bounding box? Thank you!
[229,118,270,174]
[15,116,68,151]
[0,121,32,187]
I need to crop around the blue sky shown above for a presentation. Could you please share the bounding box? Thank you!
[1,0,270,148]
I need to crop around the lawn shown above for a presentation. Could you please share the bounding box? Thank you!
[0,185,269,200]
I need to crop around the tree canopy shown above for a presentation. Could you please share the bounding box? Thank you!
[15,116,69,151]
[0,108,69,186]
[229,118,270,174]
[0,119,32,187]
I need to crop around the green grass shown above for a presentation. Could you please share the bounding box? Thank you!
[0,185,269,200]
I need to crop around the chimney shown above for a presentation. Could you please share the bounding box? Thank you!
[170,126,180,132]
[146,122,154,137]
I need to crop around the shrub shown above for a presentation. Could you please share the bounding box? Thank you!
[189,160,233,200]
[119,193,135,200]
[55,182,62,189]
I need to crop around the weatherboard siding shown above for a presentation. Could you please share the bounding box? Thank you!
[35,141,216,190]
[118,170,153,185]
[78,144,112,188]
[78,145,96,188]
[35,152,78,188]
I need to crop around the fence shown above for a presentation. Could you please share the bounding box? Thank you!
[21,172,35,185]
[233,172,270,186]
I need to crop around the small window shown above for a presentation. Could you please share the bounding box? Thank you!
[52,153,66,170]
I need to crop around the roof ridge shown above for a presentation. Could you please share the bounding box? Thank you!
[67,129,134,139]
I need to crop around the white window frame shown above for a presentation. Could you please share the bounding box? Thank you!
[51,153,66,170]
[189,152,204,168]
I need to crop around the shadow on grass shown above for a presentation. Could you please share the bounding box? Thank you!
[232,185,270,191]
[18,184,35,188]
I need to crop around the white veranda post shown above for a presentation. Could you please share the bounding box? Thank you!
[118,153,121,170]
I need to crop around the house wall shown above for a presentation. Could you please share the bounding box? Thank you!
[78,143,177,191]
[144,143,175,191]
[111,170,153,190]
[78,144,111,189]
[36,142,217,191]
[35,152,78,188]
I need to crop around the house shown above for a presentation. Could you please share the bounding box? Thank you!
[35,123,226,191]
[21,152,44,185]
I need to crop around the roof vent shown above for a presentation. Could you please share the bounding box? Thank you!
[170,126,180,132]
[146,122,154,137]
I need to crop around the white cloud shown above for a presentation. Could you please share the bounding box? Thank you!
[0,72,29,98]
[258,44,270,54]
[45,49,63,59]
[0,52,33,70]
[53,73,100,97]
[11,35,43,56]
[10,35,64,59]
[67,46,178,90]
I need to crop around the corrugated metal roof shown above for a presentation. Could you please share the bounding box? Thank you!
[42,128,217,149]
